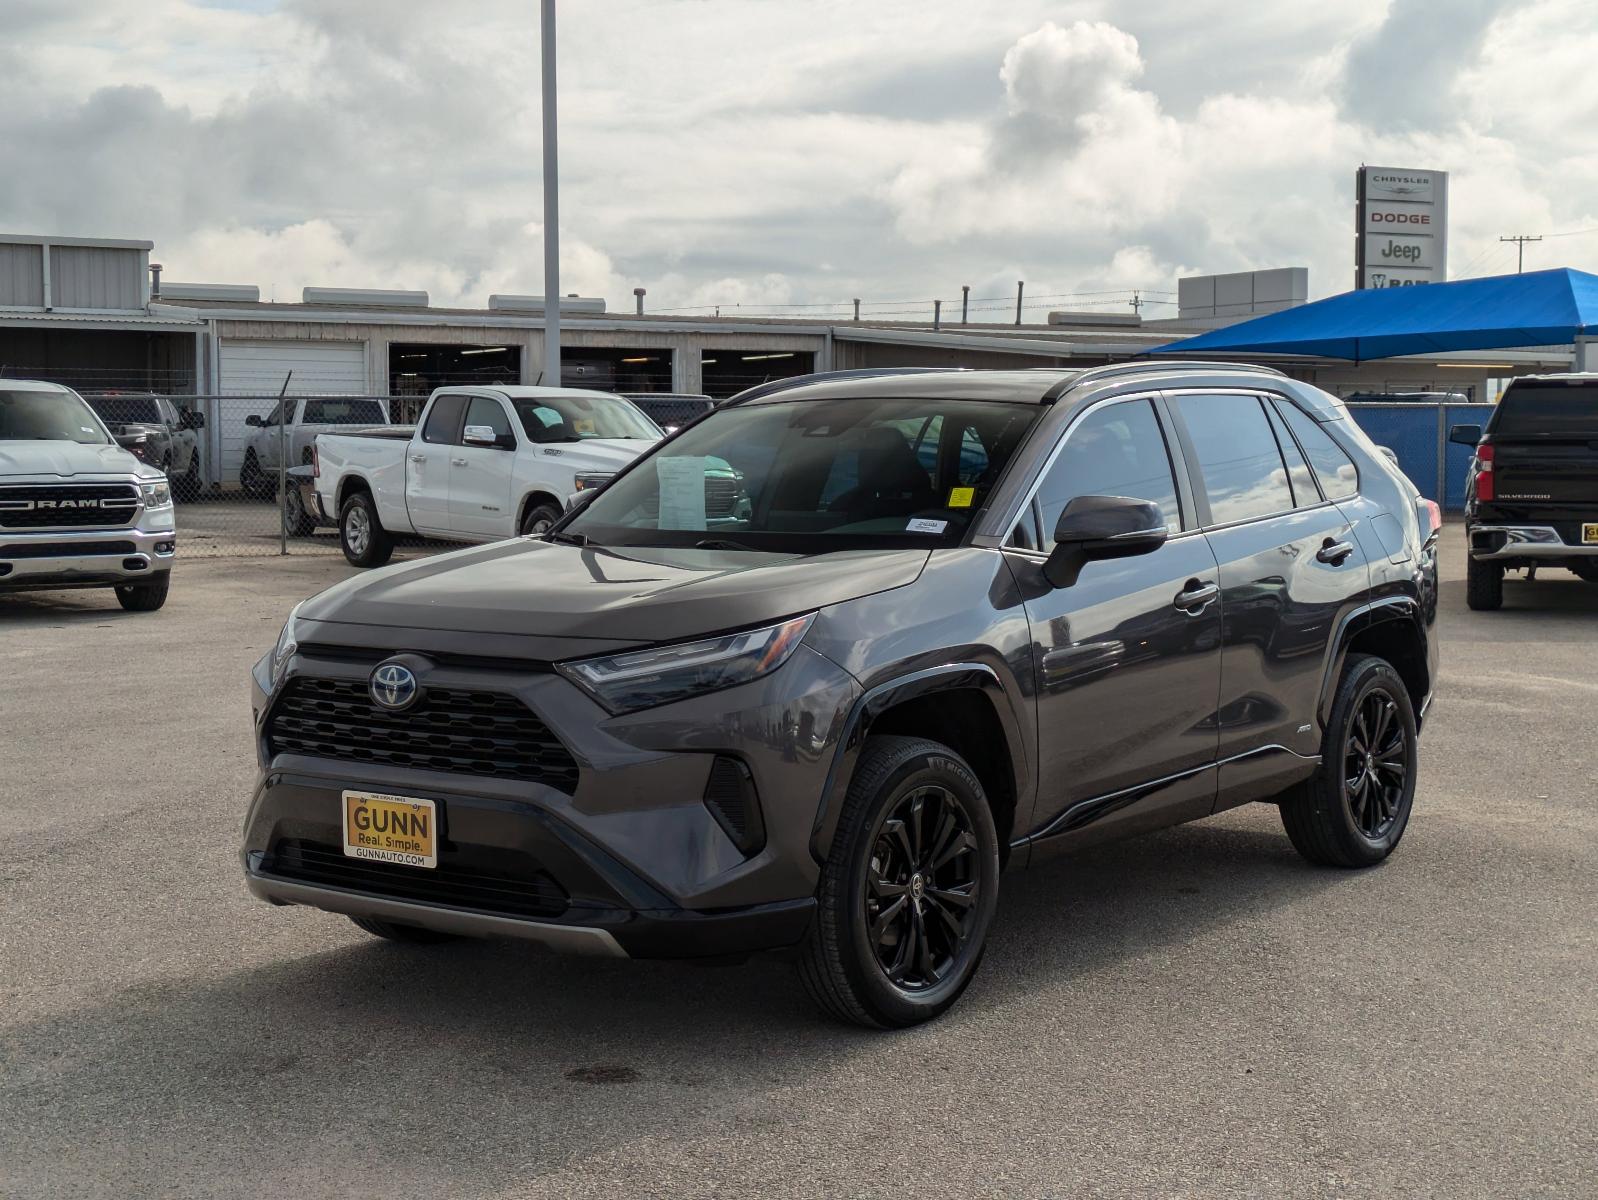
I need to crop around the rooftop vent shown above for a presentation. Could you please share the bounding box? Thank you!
[302,287,429,307]
[1046,311,1144,328]
[488,294,606,314]
[158,282,262,302]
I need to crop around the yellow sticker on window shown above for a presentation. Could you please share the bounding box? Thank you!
[572,418,596,435]
[948,487,975,508]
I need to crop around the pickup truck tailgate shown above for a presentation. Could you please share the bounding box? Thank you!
[1487,379,1598,505]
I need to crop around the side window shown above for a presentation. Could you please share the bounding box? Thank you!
[259,400,282,428]
[465,396,514,444]
[1265,401,1319,506]
[421,394,468,445]
[1274,400,1358,500]
[1173,393,1294,525]
[1034,399,1182,544]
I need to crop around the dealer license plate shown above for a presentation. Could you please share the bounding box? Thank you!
[1583,523,1598,545]
[342,791,438,869]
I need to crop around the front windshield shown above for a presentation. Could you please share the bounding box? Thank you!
[0,389,112,445]
[510,393,660,443]
[565,396,1040,550]
[86,396,161,425]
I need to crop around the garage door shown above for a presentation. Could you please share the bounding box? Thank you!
[217,341,368,476]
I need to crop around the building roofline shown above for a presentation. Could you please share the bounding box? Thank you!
[0,233,154,251]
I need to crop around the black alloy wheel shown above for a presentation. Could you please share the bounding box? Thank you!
[1343,687,1408,840]
[864,784,981,991]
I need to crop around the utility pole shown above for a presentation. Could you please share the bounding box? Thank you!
[540,0,561,386]
[1130,291,1143,316]
[1015,281,1025,326]
[960,285,970,325]
[1500,235,1542,274]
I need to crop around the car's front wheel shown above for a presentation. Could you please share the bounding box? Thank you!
[520,501,562,537]
[339,491,395,568]
[798,735,1000,1028]
[1280,654,1417,868]
[114,571,171,612]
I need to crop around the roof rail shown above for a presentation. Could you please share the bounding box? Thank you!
[724,366,969,405]
[1076,360,1288,383]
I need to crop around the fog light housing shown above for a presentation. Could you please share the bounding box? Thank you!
[703,756,765,857]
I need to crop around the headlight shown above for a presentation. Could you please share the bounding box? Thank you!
[268,602,304,691]
[573,472,613,491]
[141,480,172,509]
[556,613,815,714]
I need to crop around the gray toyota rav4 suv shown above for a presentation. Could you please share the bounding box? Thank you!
[245,363,1440,1027]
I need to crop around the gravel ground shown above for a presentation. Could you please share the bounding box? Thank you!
[1,534,1594,1199]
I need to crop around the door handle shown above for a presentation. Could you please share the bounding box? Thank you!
[1317,538,1356,565]
[409,454,427,463]
[450,458,468,467]
[1174,580,1219,613]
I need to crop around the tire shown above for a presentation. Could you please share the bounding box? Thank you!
[240,450,276,501]
[176,449,202,502]
[349,915,457,944]
[1569,561,1598,583]
[1280,654,1418,868]
[798,735,1001,1028]
[339,490,395,568]
[114,571,171,612]
[1466,556,1503,610]
[519,500,563,537]
[283,483,318,537]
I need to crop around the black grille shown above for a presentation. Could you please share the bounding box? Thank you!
[703,755,765,855]
[1,540,137,559]
[265,677,580,790]
[266,838,568,919]
[705,476,742,517]
[0,484,139,529]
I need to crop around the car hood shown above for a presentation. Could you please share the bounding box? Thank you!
[0,440,154,479]
[529,438,655,473]
[300,537,929,645]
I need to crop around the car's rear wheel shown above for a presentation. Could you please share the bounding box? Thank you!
[349,915,457,944]
[1466,556,1503,610]
[339,491,394,568]
[1280,654,1417,868]
[798,735,1000,1028]
[283,482,318,537]
[114,571,171,612]
[520,501,562,537]
[1568,561,1598,583]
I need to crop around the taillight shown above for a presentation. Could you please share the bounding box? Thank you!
[1474,442,1494,503]
[1422,498,1442,536]
[311,443,320,479]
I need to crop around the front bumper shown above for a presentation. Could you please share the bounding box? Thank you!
[0,524,176,587]
[1467,524,1598,561]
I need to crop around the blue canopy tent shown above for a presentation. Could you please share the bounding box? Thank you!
[1150,267,1598,362]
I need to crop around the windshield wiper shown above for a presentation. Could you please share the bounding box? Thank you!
[546,530,595,547]
[694,538,758,551]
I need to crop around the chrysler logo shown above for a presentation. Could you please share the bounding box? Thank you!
[369,662,420,711]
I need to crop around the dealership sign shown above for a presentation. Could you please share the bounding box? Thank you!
[1356,166,1448,289]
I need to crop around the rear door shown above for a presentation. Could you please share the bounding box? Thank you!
[1484,379,1598,541]
[1166,390,1372,805]
[1007,394,1223,850]
[450,395,519,537]
[409,393,466,533]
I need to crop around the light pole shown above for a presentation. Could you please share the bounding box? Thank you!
[540,0,561,385]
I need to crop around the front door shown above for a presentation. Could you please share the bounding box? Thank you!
[450,395,518,537]
[1165,390,1373,806]
[257,398,296,471]
[409,393,466,534]
[1007,395,1223,851]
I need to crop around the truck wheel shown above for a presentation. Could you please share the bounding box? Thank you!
[1280,654,1417,868]
[176,451,202,502]
[283,484,318,537]
[240,451,275,501]
[340,491,394,568]
[797,735,1001,1028]
[114,571,171,612]
[520,501,562,536]
[1569,561,1598,583]
[1466,556,1503,610]
[349,915,457,944]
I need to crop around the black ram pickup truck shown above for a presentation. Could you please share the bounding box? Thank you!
[1452,374,1598,609]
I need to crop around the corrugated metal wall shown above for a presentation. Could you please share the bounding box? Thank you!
[50,245,147,310]
[0,243,45,306]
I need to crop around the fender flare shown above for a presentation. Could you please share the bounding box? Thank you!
[807,662,1030,865]
[517,489,566,526]
[1316,595,1425,727]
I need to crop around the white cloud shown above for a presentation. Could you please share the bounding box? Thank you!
[0,0,1593,316]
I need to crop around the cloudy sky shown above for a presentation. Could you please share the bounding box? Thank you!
[2,0,1594,320]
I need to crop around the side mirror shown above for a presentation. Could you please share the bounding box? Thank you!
[1044,495,1168,588]
[462,424,513,449]
[245,414,263,428]
[1449,424,1483,446]
[183,410,206,430]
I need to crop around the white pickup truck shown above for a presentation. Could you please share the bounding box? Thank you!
[312,385,660,566]
[240,395,391,499]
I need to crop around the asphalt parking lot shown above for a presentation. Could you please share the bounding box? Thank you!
[2,532,1594,1199]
